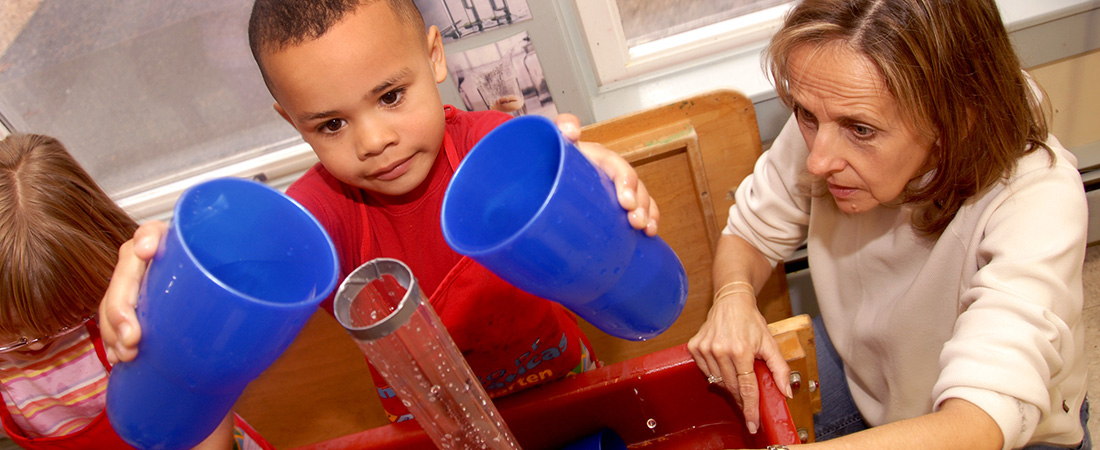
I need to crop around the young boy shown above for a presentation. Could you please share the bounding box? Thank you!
[101,0,659,423]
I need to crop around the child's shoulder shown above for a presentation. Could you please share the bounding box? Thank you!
[286,162,348,207]
[445,106,512,151]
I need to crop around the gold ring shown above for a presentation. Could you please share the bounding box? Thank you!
[736,370,754,376]
[707,374,723,384]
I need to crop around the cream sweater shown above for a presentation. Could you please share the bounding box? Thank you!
[725,116,1088,449]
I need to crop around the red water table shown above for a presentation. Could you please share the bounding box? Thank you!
[293,343,802,450]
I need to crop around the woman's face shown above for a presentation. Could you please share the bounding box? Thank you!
[787,42,936,214]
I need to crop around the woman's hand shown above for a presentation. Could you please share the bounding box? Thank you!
[99,221,168,364]
[688,290,789,435]
[687,235,792,435]
[554,113,660,236]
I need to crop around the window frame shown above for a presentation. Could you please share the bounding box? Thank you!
[572,0,794,88]
[114,141,318,222]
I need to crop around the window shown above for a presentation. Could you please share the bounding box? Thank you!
[0,0,311,219]
[573,0,794,87]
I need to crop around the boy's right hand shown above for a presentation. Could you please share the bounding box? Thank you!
[99,221,168,364]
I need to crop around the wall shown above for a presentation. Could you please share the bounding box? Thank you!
[1029,49,1100,244]
[1030,49,1100,153]
[433,1,1100,145]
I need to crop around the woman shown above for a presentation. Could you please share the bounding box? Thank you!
[687,0,1090,449]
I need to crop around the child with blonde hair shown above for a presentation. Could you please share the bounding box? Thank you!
[0,133,270,449]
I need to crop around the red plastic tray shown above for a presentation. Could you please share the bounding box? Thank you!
[293,344,799,449]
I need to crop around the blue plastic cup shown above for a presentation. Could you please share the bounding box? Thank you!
[560,428,628,450]
[441,115,688,341]
[105,178,339,450]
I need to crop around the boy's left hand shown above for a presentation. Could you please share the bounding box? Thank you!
[554,114,660,236]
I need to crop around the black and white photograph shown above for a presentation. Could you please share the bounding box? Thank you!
[414,0,532,43]
[448,31,557,119]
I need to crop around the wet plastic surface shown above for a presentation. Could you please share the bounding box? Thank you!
[441,115,687,341]
[292,344,798,450]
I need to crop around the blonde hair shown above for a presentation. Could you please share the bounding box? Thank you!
[0,134,138,336]
[766,0,1050,235]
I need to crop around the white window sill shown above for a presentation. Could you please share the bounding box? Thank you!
[115,142,318,223]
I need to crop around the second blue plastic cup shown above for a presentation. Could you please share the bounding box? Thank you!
[106,178,339,450]
[441,115,688,341]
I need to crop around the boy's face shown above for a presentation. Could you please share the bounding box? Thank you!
[266,2,448,197]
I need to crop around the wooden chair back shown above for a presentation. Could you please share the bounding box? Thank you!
[576,89,791,365]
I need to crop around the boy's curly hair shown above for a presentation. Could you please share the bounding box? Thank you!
[248,0,426,86]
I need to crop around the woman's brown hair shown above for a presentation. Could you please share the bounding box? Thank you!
[0,134,138,337]
[766,0,1050,235]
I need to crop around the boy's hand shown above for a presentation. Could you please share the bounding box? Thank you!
[99,221,167,364]
[554,114,660,236]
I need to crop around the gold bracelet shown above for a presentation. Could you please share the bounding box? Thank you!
[713,288,754,303]
[713,280,755,301]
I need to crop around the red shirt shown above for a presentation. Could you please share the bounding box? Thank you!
[286,107,595,421]
[287,106,507,307]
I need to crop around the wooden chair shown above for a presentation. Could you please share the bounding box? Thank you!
[768,314,822,444]
[233,89,810,448]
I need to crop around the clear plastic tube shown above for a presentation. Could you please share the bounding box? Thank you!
[332,258,522,449]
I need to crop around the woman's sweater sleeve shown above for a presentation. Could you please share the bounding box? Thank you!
[723,115,813,267]
[934,143,1088,449]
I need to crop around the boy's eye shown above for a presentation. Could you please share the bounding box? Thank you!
[380,89,405,106]
[320,119,345,133]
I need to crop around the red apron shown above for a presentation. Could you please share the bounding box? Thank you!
[368,133,597,422]
[0,322,274,450]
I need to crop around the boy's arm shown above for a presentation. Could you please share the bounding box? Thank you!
[190,413,235,450]
[554,114,660,236]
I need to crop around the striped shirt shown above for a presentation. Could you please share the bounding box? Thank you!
[0,327,107,438]
[0,328,272,449]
